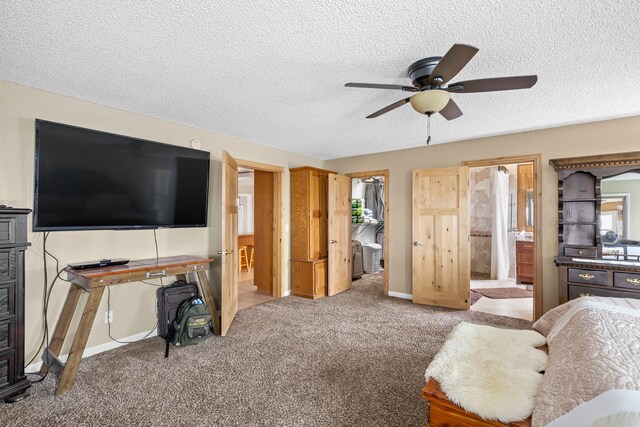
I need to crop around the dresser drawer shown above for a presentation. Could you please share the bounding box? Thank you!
[613,272,640,291]
[0,283,14,319]
[564,247,597,258]
[568,268,607,286]
[569,284,640,300]
[0,353,14,389]
[0,319,14,352]
[0,248,16,283]
[516,241,534,252]
[0,218,16,245]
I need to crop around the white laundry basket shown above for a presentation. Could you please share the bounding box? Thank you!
[362,243,382,273]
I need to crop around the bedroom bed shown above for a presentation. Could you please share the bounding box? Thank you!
[423,296,640,427]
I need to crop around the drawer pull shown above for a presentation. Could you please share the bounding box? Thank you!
[579,292,592,297]
[578,273,595,280]
[626,278,640,286]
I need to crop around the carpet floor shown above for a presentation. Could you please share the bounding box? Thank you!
[1,274,531,426]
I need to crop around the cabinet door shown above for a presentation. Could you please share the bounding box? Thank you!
[308,170,326,259]
[313,261,327,297]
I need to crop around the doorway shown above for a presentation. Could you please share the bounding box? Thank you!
[463,155,542,321]
[236,160,285,308]
[346,170,389,294]
[466,163,534,321]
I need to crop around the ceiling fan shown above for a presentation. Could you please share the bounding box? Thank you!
[345,44,537,125]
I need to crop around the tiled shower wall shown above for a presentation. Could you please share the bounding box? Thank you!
[470,166,517,278]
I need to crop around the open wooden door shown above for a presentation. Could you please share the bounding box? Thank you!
[327,173,352,296]
[254,170,274,294]
[220,151,239,335]
[412,167,470,309]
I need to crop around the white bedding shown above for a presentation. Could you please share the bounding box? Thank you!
[531,297,640,427]
[425,322,547,423]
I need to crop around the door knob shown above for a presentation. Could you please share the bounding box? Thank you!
[217,250,233,255]
[329,239,337,244]
[413,241,423,246]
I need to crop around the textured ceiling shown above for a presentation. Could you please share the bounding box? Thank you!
[2,1,640,159]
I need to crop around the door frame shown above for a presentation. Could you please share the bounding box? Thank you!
[236,158,286,298]
[345,169,390,294]
[462,154,543,320]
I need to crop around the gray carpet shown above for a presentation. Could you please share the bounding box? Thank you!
[1,274,531,426]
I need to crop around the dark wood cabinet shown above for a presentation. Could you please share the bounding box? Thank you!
[551,152,640,302]
[0,208,31,402]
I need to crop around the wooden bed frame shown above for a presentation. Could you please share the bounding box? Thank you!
[422,379,531,427]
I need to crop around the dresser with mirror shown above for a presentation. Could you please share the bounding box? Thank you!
[550,151,640,303]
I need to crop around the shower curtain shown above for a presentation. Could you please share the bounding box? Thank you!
[491,170,510,280]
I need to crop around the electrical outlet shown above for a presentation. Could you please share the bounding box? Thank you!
[104,310,113,324]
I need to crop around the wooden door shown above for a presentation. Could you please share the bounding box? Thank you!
[221,151,239,335]
[309,170,328,259]
[254,170,274,294]
[327,173,352,296]
[412,167,470,309]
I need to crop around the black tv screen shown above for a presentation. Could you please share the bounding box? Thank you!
[33,120,210,231]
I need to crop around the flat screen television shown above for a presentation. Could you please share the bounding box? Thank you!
[33,119,210,231]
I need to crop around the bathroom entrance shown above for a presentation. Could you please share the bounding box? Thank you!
[463,156,542,321]
[346,170,389,294]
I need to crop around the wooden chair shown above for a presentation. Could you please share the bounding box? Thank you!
[249,247,254,270]
[239,246,249,272]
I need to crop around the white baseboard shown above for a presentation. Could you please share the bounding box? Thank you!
[25,329,158,374]
[388,291,413,300]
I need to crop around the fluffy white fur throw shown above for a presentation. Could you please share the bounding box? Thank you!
[425,322,547,423]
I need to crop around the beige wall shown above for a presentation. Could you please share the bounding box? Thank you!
[326,115,640,312]
[4,78,640,365]
[0,81,323,363]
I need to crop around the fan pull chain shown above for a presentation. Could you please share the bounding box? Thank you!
[426,114,432,145]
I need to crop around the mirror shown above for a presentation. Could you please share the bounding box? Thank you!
[525,190,534,227]
[600,171,640,260]
[517,164,534,232]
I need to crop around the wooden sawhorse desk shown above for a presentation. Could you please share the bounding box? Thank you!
[40,255,220,396]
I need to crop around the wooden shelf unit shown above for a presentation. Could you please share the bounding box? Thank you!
[289,166,335,299]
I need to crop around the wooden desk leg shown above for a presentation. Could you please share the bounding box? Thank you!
[40,284,84,375]
[55,286,105,396]
[196,270,220,336]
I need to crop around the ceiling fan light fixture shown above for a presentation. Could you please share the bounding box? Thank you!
[409,90,450,114]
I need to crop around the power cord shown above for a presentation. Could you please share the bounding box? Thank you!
[27,230,165,367]
[106,286,158,344]
[153,228,163,286]
[25,232,70,382]
[104,228,165,344]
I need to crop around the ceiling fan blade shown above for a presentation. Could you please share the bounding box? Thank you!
[366,97,411,118]
[345,82,418,92]
[448,75,538,93]
[439,99,463,121]
[429,44,479,85]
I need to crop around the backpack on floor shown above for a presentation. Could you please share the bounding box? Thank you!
[156,280,199,339]
[171,297,212,347]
